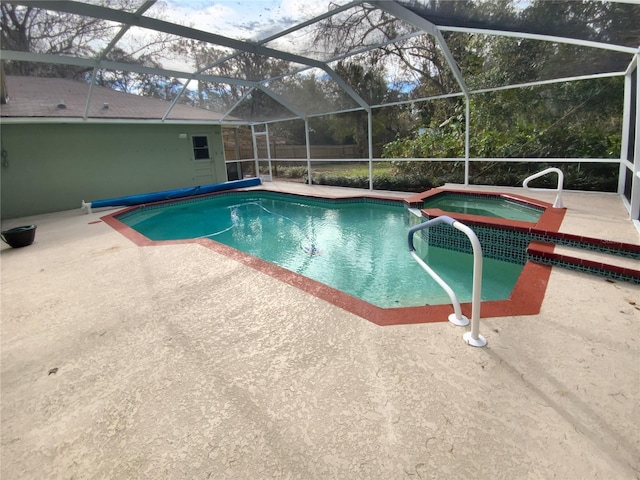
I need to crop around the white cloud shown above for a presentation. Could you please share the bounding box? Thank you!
[156,0,350,41]
[278,0,335,20]
[159,1,238,35]
[129,0,353,73]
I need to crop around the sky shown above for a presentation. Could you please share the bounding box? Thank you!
[132,0,353,76]
[128,0,421,94]
[156,0,344,42]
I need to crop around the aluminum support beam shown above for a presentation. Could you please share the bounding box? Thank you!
[0,51,257,87]
[368,110,374,190]
[305,119,313,186]
[370,0,469,96]
[255,85,307,119]
[12,0,371,116]
[84,0,156,120]
[440,26,638,55]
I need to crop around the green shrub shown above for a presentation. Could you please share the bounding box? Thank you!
[278,166,308,178]
[311,172,433,192]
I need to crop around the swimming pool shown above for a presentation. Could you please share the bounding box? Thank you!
[117,191,523,309]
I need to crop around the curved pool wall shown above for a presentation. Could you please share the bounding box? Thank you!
[101,187,566,326]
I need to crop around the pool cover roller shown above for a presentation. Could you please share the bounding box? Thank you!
[82,177,261,213]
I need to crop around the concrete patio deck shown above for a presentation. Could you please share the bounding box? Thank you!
[1,182,639,479]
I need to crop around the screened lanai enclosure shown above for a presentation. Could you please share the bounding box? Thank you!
[1,0,639,226]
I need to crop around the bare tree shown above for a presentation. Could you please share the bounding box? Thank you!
[1,2,123,77]
[1,0,181,96]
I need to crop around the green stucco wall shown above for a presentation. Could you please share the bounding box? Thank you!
[0,123,226,219]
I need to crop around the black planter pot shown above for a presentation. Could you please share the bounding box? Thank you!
[1,225,37,248]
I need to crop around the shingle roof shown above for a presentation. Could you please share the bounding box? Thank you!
[0,76,234,123]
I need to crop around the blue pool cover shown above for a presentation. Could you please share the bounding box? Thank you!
[90,178,262,208]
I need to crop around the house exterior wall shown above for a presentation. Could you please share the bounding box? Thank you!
[0,123,226,219]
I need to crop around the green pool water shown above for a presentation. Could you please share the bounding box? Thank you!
[118,192,523,308]
[422,193,543,222]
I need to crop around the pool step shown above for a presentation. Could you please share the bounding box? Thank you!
[527,240,640,284]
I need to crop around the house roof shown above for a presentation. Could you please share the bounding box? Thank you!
[0,76,236,124]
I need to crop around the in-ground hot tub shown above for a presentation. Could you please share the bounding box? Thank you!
[420,191,544,223]
[408,188,559,226]
[405,188,565,271]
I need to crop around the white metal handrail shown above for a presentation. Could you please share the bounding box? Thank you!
[251,124,274,182]
[523,167,564,208]
[408,216,487,347]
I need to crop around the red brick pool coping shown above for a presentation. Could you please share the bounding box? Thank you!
[100,187,566,326]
